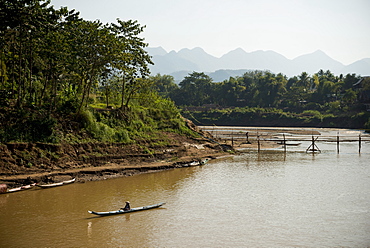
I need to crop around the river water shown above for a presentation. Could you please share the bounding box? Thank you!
[1,128,370,247]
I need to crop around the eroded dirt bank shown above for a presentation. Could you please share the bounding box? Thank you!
[0,131,230,188]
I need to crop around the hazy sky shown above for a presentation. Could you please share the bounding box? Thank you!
[50,0,370,65]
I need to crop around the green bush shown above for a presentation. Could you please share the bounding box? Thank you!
[78,109,116,141]
[0,108,57,143]
[115,129,131,142]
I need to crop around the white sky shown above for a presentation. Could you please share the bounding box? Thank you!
[50,0,370,65]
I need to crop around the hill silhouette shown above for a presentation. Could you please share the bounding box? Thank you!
[147,47,370,82]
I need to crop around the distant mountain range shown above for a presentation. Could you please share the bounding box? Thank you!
[147,47,370,82]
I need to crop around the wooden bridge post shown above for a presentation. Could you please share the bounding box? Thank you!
[246,132,251,144]
[257,132,260,152]
[337,132,340,154]
[312,135,315,152]
[359,134,362,153]
[283,134,286,153]
[306,135,321,153]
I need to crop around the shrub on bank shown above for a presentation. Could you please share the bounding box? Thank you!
[0,94,197,144]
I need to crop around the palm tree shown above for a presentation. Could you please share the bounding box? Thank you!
[298,72,310,90]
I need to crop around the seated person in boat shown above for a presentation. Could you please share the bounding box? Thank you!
[122,201,131,211]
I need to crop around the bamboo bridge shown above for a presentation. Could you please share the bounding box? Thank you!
[199,126,370,153]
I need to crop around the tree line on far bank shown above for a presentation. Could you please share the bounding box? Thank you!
[150,71,370,129]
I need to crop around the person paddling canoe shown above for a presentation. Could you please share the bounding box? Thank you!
[121,201,131,211]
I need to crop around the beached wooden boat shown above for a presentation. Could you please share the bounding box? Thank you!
[277,141,301,146]
[21,183,37,189]
[88,202,166,216]
[7,187,22,193]
[37,178,76,188]
[37,182,64,188]
[201,158,209,165]
[62,178,76,184]
[2,183,37,194]
[188,161,200,166]
[187,158,210,167]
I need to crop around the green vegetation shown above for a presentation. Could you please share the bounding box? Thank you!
[1,1,369,146]
[152,71,370,129]
[0,0,194,143]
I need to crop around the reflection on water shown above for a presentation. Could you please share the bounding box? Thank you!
[87,222,92,239]
[1,128,370,247]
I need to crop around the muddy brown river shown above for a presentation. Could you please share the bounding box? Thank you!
[1,128,369,247]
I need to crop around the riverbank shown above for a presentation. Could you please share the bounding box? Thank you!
[2,125,357,189]
[182,107,370,130]
[0,130,231,188]
[0,152,226,187]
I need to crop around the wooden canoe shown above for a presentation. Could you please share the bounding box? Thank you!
[21,183,37,189]
[188,161,200,166]
[277,141,302,146]
[88,202,166,216]
[2,183,37,194]
[201,158,209,165]
[7,187,22,193]
[187,158,210,167]
[37,182,64,188]
[37,178,76,188]
[62,178,76,184]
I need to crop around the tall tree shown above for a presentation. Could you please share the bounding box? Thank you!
[150,74,178,98]
[298,72,311,90]
[178,72,213,106]
[0,0,59,107]
[109,19,153,109]
[68,20,116,112]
